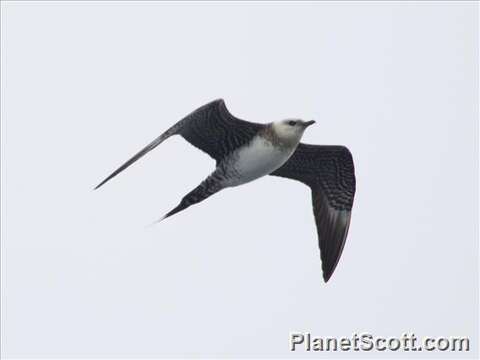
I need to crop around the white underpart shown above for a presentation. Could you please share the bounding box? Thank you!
[224,135,297,187]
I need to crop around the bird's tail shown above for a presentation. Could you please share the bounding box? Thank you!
[159,172,225,222]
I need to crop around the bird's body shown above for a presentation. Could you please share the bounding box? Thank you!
[95,99,356,282]
[219,129,299,187]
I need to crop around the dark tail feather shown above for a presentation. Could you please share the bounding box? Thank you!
[160,202,191,222]
[159,173,224,222]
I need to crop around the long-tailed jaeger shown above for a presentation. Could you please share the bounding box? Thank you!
[95,99,356,282]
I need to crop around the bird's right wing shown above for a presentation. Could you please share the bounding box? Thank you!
[270,144,356,282]
[95,99,263,189]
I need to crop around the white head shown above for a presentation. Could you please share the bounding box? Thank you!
[271,119,316,145]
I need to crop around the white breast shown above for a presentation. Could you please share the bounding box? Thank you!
[225,136,295,187]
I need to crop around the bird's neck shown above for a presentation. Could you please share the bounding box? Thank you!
[259,124,300,150]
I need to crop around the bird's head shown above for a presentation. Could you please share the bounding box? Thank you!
[271,119,316,145]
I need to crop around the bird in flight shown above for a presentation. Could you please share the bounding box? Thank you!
[95,99,356,282]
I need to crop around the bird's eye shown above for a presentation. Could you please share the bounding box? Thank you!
[288,120,296,126]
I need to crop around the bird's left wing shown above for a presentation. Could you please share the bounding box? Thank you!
[270,144,356,282]
[95,99,263,189]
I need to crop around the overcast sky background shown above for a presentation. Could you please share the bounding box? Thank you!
[1,1,478,358]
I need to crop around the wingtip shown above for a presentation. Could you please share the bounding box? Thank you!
[94,175,114,191]
[93,181,106,191]
[321,256,335,283]
[323,271,333,283]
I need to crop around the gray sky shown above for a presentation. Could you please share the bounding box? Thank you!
[1,1,478,358]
